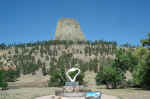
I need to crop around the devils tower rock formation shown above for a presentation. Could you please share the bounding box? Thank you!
[54,18,85,41]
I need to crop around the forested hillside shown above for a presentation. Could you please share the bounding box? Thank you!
[0,40,117,79]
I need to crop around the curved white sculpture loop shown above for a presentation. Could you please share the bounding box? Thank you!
[66,67,80,82]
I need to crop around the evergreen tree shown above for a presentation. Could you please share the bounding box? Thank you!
[0,70,8,90]
[42,63,47,76]
[141,33,150,48]
[48,53,85,87]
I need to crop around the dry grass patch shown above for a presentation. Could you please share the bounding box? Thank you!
[0,87,61,99]
[1,87,150,99]
[0,50,8,56]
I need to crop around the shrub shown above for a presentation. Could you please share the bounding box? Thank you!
[0,82,8,90]
[42,64,47,76]
[0,70,4,82]
[0,70,8,90]
[96,66,124,89]
[126,79,136,87]
[22,63,39,74]
[112,49,137,73]
[48,53,85,87]
[133,51,150,89]
[48,64,85,87]
[5,69,20,82]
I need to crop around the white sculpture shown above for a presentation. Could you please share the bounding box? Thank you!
[66,67,80,82]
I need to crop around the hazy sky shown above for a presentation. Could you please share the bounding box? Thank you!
[0,0,149,45]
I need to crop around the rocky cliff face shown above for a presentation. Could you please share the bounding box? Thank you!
[54,18,85,41]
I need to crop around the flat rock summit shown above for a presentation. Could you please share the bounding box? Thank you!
[54,18,85,41]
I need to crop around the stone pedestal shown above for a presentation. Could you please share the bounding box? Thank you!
[63,82,81,93]
[63,85,80,92]
[54,82,101,99]
[56,92,85,97]
[56,82,85,97]
[65,82,79,86]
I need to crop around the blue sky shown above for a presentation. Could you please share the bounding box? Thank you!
[0,0,149,45]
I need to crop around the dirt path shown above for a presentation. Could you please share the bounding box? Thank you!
[118,95,150,99]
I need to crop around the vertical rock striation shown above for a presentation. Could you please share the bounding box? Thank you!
[54,18,85,41]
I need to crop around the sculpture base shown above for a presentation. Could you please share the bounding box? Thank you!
[65,82,79,86]
[54,82,101,99]
[56,92,85,97]
[63,86,81,92]
[64,82,80,92]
